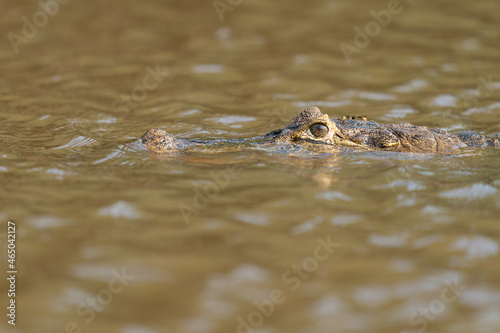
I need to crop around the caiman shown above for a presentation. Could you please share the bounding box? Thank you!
[141,106,500,153]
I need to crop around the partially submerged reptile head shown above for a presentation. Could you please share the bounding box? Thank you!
[141,106,499,152]
[140,106,390,152]
[141,106,337,152]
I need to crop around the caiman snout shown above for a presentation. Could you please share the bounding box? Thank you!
[141,128,179,151]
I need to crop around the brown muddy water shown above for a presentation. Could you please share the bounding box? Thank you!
[1,0,500,332]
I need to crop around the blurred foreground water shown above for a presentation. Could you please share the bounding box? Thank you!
[1,0,500,332]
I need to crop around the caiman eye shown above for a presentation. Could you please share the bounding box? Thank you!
[309,123,329,138]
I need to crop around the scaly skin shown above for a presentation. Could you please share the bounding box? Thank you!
[141,107,500,153]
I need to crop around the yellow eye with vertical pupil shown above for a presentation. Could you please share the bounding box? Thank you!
[310,123,329,138]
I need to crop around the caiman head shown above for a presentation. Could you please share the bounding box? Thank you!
[141,106,381,152]
[142,106,457,152]
[140,107,334,151]
[281,107,452,151]
[269,106,367,147]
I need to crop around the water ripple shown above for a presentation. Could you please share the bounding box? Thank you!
[293,100,351,108]
[316,191,352,201]
[439,183,498,201]
[99,201,141,219]
[369,233,409,248]
[291,216,324,235]
[192,64,225,74]
[429,94,457,107]
[53,136,97,150]
[451,236,498,260]
[391,79,427,93]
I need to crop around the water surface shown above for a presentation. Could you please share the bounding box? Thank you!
[1,0,500,332]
